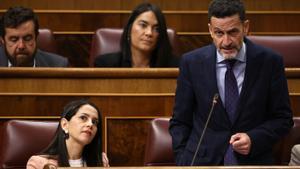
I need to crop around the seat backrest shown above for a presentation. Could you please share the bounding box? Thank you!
[0,120,58,169]
[0,29,58,54]
[247,36,300,67]
[37,29,58,54]
[144,118,175,166]
[89,28,181,67]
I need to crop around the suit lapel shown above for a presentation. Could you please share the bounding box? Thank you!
[200,45,232,126]
[233,38,263,124]
[203,46,219,96]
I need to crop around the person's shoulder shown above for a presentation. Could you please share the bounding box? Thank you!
[36,50,68,67]
[27,155,58,169]
[94,52,122,67]
[0,46,8,67]
[246,38,282,59]
[245,38,284,65]
[37,50,68,62]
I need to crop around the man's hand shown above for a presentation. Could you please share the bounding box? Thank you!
[230,133,251,155]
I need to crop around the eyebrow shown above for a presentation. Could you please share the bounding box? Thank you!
[79,112,98,119]
[138,19,158,27]
[213,27,238,32]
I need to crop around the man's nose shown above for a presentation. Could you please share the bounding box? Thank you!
[223,34,232,46]
[16,39,26,49]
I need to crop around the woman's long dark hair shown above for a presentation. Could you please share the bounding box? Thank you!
[42,99,103,167]
[120,2,173,67]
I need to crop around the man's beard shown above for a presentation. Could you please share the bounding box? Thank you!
[4,46,36,67]
[220,46,240,60]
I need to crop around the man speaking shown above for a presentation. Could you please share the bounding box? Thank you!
[169,0,293,165]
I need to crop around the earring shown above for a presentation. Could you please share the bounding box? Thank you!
[64,130,69,139]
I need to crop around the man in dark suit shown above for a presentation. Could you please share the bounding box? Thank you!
[0,7,68,67]
[169,0,293,166]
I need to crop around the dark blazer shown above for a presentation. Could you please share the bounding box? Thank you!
[169,38,293,165]
[94,52,179,67]
[0,46,68,67]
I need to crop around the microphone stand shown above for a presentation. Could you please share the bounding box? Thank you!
[190,94,219,166]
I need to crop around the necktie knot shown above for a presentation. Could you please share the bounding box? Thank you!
[225,59,237,70]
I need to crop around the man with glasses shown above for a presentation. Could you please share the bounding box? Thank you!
[0,7,68,67]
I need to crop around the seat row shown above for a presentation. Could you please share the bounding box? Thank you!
[1,117,300,168]
[2,28,300,68]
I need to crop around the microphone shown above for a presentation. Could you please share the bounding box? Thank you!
[190,93,219,166]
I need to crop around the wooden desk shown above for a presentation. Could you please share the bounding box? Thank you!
[1,68,300,166]
[1,68,300,116]
[0,68,177,117]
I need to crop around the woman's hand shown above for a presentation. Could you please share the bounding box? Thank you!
[102,152,110,167]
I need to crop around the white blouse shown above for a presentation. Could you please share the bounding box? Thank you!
[68,158,85,167]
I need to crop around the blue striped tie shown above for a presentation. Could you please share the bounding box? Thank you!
[224,59,239,165]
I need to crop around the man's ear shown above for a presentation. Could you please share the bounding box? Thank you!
[0,37,4,44]
[243,20,250,36]
[60,118,69,133]
[208,23,213,38]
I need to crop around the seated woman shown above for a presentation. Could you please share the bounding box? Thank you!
[26,99,109,168]
[94,2,178,67]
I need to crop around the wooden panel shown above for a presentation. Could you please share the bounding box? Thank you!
[0,68,299,115]
[1,0,300,10]
[0,68,299,117]
[0,94,298,117]
[291,95,300,116]
[0,68,177,93]
[0,12,296,33]
[106,117,153,166]
[248,13,300,32]
[0,68,177,117]
[0,95,174,117]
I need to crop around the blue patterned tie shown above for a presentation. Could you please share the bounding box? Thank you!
[224,59,239,165]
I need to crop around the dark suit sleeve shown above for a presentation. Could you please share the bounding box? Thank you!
[169,55,195,164]
[246,55,293,157]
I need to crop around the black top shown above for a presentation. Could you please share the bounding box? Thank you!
[94,52,179,67]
